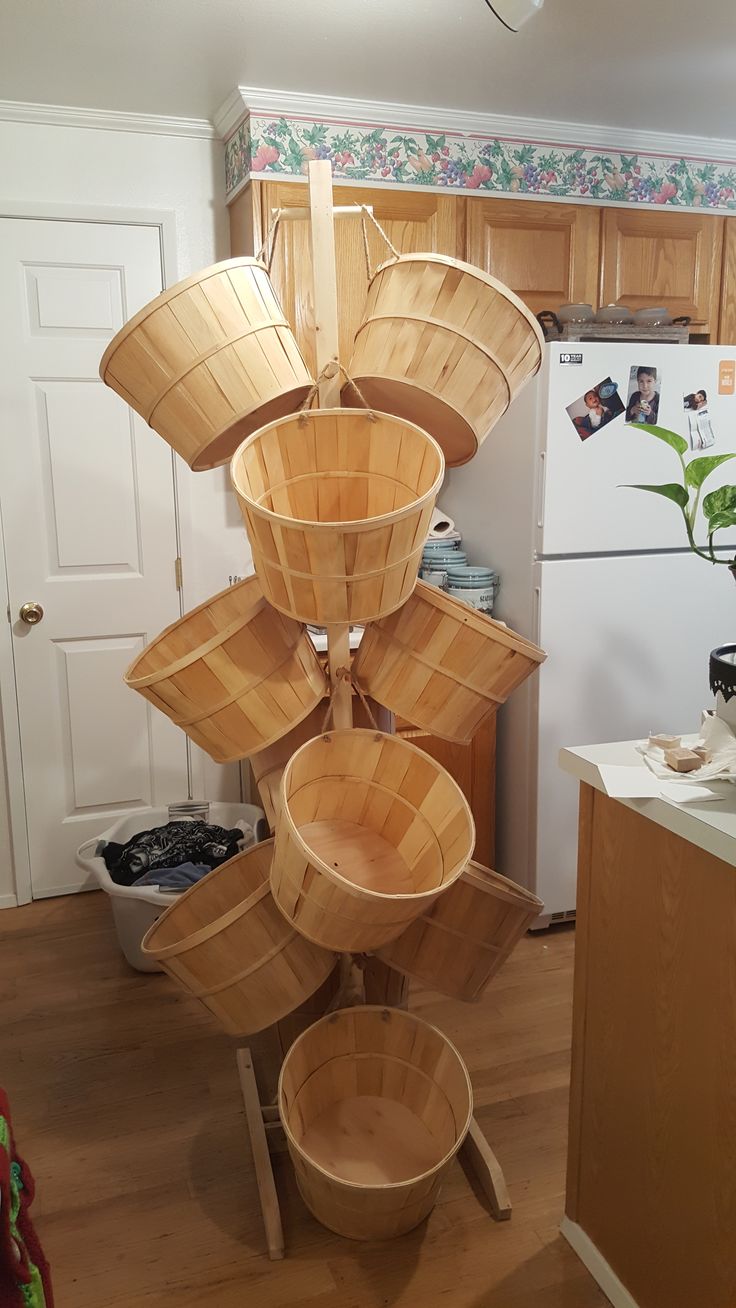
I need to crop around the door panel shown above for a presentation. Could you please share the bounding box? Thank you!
[259,183,464,374]
[600,207,724,333]
[465,198,600,315]
[0,217,188,899]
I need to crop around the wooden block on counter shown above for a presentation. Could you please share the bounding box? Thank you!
[663,747,702,773]
[649,733,681,750]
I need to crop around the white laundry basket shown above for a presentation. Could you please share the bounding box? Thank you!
[76,803,265,972]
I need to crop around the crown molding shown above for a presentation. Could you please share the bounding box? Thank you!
[0,99,217,140]
[219,83,736,165]
[214,88,250,141]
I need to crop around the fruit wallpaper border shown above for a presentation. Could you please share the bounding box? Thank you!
[224,111,736,211]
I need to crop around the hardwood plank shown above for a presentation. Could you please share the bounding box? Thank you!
[0,892,606,1307]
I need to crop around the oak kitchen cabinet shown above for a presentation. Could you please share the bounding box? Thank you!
[231,182,733,343]
[599,206,724,337]
[719,216,736,344]
[465,198,600,317]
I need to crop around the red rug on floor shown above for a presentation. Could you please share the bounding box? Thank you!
[0,1088,54,1307]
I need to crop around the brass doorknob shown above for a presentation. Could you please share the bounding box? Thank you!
[19,602,44,626]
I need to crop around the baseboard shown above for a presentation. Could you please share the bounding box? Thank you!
[560,1217,640,1308]
[0,893,19,910]
[31,880,96,900]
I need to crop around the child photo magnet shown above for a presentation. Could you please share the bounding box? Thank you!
[566,377,624,441]
[626,365,661,425]
[684,388,716,449]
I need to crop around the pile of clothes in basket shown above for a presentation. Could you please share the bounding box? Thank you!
[98,817,257,893]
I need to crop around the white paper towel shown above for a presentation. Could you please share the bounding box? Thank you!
[429,505,455,538]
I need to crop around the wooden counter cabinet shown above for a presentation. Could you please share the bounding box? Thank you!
[561,745,736,1308]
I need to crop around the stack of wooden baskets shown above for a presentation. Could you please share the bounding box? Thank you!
[101,247,546,1242]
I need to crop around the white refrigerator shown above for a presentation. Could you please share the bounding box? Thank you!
[443,342,736,922]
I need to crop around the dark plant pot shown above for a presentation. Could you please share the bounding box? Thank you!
[710,643,736,729]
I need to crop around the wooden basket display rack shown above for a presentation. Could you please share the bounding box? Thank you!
[106,162,547,1260]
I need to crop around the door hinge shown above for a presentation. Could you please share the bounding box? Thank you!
[174,556,183,591]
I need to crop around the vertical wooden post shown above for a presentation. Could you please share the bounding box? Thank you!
[308,159,352,731]
[308,160,341,408]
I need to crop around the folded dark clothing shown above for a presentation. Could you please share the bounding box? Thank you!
[102,820,243,886]
[133,862,210,892]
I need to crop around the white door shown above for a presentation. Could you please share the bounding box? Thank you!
[0,217,189,899]
[533,550,731,917]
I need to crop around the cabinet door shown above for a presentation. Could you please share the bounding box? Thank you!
[258,182,464,375]
[228,182,262,259]
[600,208,724,334]
[719,218,736,344]
[465,198,600,315]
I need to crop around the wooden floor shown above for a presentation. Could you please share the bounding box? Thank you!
[0,893,607,1308]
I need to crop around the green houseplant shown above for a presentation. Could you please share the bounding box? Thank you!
[623,424,736,576]
[624,423,736,728]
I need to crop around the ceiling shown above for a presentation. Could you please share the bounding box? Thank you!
[2,0,736,141]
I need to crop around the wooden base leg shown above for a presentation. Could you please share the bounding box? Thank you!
[460,1116,512,1221]
[237,1048,285,1260]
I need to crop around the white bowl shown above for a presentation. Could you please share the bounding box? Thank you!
[633,306,672,326]
[558,302,594,324]
[596,304,634,324]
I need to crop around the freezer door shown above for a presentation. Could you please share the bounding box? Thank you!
[531,552,730,918]
[540,343,736,556]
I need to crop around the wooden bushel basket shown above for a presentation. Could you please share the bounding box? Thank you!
[230,408,444,625]
[140,839,337,1036]
[376,860,543,1002]
[99,258,313,471]
[352,580,546,744]
[344,254,545,467]
[124,575,327,763]
[271,729,475,953]
[278,1005,473,1240]
[250,694,390,831]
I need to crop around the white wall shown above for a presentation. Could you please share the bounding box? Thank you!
[0,117,251,902]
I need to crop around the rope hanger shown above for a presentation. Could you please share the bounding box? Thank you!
[297,359,379,423]
[256,200,401,282]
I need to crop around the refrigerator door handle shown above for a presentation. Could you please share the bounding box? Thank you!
[536,450,546,530]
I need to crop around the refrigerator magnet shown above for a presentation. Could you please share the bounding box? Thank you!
[684,388,716,450]
[625,364,661,425]
[566,376,624,442]
[718,360,735,395]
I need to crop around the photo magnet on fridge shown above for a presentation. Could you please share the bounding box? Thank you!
[566,377,624,441]
[718,360,735,395]
[625,364,661,425]
[684,388,716,449]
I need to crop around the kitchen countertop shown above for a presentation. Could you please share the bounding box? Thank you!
[559,738,736,868]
